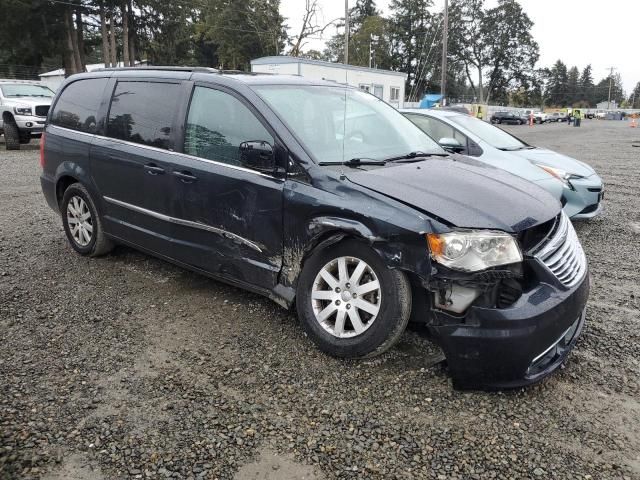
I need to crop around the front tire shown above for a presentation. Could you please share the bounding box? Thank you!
[61,183,114,256]
[296,239,411,358]
[4,121,20,150]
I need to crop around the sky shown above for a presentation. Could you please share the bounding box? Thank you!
[279,0,640,93]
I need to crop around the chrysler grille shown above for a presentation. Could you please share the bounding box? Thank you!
[534,213,587,287]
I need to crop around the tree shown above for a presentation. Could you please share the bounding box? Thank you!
[594,73,625,107]
[288,0,337,57]
[579,65,595,106]
[566,66,579,106]
[388,0,438,101]
[629,82,640,109]
[545,60,568,107]
[448,0,538,104]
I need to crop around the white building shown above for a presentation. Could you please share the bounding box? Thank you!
[250,56,407,108]
[39,61,147,91]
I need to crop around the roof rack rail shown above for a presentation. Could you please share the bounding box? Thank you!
[97,66,219,73]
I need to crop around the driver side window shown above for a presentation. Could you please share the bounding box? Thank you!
[184,87,274,167]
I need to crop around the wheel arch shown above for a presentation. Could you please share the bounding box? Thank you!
[2,111,15,124]
[279,215,427,310]
[55,175,80,208]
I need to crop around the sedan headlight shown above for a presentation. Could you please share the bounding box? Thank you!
[14,106,32,116]
[535,163,582,189]
[427,231,522,272]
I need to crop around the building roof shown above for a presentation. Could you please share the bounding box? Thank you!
[251,56,407,79]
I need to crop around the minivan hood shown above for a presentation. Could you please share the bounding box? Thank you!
[345,156,560,233]
[510,147,595,177]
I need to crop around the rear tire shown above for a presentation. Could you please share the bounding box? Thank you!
[61,183,114,257]
[296,239,411,359]
[4,121,20,150]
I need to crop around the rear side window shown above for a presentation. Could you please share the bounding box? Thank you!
[50,78,108,133]
[107,81,181,150]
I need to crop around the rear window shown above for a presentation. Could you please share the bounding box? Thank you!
[107,81,181,150]
[50,78,109,134]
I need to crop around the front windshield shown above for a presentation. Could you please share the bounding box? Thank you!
[448,114,528,151]
[254,85,444,163]
[0,84,54,98]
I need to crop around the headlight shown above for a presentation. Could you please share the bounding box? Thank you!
[427,230,522,272]
[14,106,32,116]
[534,163,582,188]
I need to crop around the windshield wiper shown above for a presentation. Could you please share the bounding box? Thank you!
[318,158,387,167]
[385,151,449,162]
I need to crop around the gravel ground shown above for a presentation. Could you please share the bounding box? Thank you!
[1,121,639,480]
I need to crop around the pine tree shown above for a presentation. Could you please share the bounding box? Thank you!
[545,60,569,107]
[567,66,579,106]
[579,64,595,106]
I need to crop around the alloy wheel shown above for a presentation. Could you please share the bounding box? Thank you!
[311,256,382,338]
[66,196,93,247]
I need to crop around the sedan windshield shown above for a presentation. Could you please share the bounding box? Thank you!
[0,84,54,98]
[254,85,444,164]
[448,114,529,151]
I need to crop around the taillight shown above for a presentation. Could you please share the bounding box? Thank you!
[39,132,46,168]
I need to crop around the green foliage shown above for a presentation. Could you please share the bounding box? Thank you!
[629,82,640,109]
[448,0,538,104]
[198,0,285,70]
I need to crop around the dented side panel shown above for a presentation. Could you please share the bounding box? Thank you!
[276,167,440,305]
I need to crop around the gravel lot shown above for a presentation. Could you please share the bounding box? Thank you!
[1,120,639,480]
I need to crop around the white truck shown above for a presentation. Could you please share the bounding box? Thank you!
[0,80,54,150]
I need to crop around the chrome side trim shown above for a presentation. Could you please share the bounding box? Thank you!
[529,324,573,366]
[47,125,282,180]
[103,196,263,253]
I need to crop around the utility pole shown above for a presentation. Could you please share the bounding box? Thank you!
[607,66,616,110]
[440,0,449,105]
[369,35,378,69]
[344,0,349,65]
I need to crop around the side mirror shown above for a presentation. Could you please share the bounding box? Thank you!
[239,140,275,173]
[439,137,465,153]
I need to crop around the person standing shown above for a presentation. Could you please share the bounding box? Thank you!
[574,109,582,127]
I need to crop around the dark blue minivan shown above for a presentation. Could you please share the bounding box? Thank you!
[40,67,589,389]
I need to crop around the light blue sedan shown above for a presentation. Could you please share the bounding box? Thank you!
[402,109,604,219]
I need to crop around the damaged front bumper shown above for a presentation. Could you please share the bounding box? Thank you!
[426,269,589,390]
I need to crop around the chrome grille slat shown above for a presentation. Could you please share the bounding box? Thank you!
[534,212,587,288]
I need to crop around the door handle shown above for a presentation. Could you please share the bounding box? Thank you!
[144,163,165,175]
[173,170,198,183]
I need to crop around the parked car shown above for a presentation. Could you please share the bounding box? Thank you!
[490,111,525,125]
[533,111,550,123]
[40,69,589,389]
[402,109,604,219]
[0,79,54,150]
[549,112,568,122]
[596,110,607,119]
